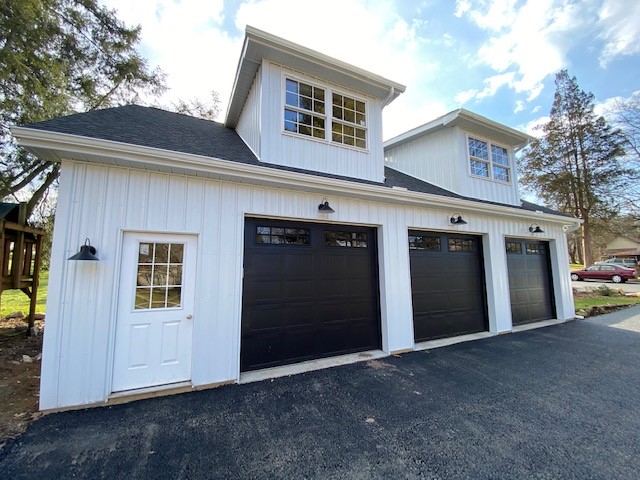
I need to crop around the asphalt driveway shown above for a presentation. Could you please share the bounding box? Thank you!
[2,312,640,479]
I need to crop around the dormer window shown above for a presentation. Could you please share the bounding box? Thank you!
[283,76,367,150]
[332,94,367,149]
[468,136,510,183]
[284,79,326,139]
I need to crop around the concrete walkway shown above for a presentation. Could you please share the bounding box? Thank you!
[2,315,640,479]
[585,304,640,333]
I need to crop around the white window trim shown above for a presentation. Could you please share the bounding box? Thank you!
[280,71,370,152]
[466,133,512,184]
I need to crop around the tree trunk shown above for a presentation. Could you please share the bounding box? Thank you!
[582,220,593,266]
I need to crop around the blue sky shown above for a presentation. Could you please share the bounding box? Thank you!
[101,0,640,140]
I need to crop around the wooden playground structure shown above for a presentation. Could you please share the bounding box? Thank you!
[0,203,45,336]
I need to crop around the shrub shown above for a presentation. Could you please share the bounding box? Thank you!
[595,284,614,297]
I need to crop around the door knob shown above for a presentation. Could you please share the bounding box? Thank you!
[185,314,193,320]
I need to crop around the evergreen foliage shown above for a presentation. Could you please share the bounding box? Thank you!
[0,0,166,217]
[519,70,627,265]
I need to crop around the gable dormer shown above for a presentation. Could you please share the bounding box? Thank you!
[383,109,533,206]
[225,27,405,183]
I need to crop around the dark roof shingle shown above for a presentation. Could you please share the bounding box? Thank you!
[22,105,568,217]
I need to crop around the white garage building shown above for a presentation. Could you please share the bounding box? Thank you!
[12,27,580,411]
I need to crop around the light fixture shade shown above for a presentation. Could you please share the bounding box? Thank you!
[450,214,467,225]
[318,199,335,214]
[69,238,99,261]
[529,225,544,234]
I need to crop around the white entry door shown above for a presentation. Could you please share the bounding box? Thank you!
[112,232,197,392]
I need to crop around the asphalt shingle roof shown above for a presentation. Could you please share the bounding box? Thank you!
[23,105,567,217]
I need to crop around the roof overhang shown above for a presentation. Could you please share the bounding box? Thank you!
[225,26,406,128]
[12,125,580,229]
[384,108,535,150]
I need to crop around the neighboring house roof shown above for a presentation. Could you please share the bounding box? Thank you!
[606,248,640,256]
[383,108,535,150]
[17,105,567,218]
[225,26,406,128]
[610,235,640,245]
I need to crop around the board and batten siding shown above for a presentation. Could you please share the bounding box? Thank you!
[41,160,575,410]
[384,126,521,206]
[384,128,460,193]
[236,67,261,158]
[258,60,385,183]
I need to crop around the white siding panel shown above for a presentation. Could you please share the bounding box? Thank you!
[260,61,384,183]
[236,68,261,158]
[385,128,459,193]
[43,160,576,409]
[385,127,521,206]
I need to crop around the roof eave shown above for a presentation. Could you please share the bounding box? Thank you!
[11,125,579,228]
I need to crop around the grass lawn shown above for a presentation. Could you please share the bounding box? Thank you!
[0,271,48,318]
[570,263,585,270]
[574,294,640,317]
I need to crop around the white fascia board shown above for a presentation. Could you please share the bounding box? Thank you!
[11,126,579,227]
[244,26,406,94]
[384,108,535,150]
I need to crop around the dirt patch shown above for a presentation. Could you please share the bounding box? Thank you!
[581,305,631,318]
[0,318,44,447]
[366,359,397,371]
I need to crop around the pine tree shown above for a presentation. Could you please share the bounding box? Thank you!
[0,0,166,217]
[519,70,627,266]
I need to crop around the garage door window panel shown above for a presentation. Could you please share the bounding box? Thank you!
[409,235,441,251]
[526,243,543,254]
[448,238,475,252]
[325,231,368,248]
[256,226,310,245]
[506,241,522,254]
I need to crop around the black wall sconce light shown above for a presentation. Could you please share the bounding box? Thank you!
[450,213,467,225]
[318,198,335,214]
[529,224,544,234]
[68,238,99,261]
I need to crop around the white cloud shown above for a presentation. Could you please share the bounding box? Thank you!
[520,115,550,137]
[598,0,640,67]
[514,100,524,113]
[454,0,472,18]
[457,0,596,101]
[383,96,449,140]
[101,0,240,119]
[463,0,519,31]
[454,72,515,103]
[100,0,445,133]
[531,105,541,113]
[455,88,479,104]
[594,90,640,121]
[233,0,422,87]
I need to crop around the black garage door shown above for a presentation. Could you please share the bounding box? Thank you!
[506,239,555,325]
[409,231,488,342]
[241,218,381,372]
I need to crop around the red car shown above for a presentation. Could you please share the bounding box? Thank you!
[570,264,636,283]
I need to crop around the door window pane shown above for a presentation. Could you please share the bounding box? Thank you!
[135,242,184,309]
